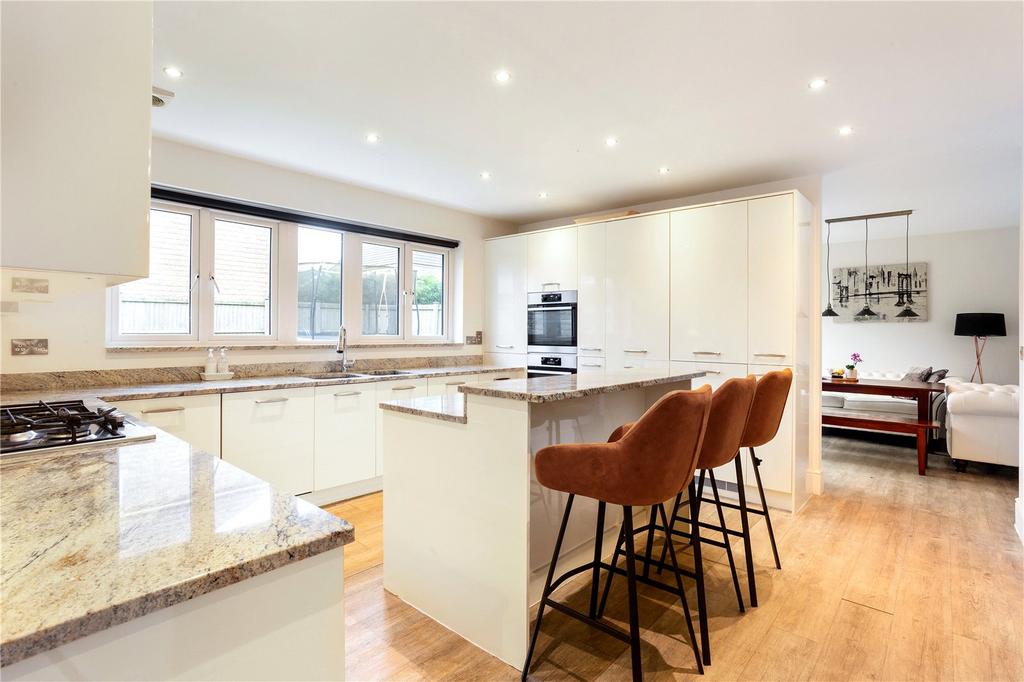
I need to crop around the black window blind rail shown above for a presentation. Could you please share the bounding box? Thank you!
[151,185,460,249]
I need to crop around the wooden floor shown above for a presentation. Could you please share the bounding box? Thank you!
[325,436,1023,681]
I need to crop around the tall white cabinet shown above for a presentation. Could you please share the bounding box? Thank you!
[577,222,607,358]
[484,236,528,355]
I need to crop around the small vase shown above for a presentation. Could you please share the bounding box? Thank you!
[848,368,858,380]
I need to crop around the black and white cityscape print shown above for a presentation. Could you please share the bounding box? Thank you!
[830,262,929,322]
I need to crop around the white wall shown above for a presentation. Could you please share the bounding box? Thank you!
[0,139,515,374]
[822,227,1019,384]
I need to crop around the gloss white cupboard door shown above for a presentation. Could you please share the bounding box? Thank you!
[526,227,578,292]
[748,194,795,366]
[577,357,606,373]
[111,394,221,457]
[375,378,429,475]
[670,201,748,364]
[747,364,794,494]
[313,384,377,490]
[1,1,152,283]
[577,222,606,358]
[484,236,528,354]
[670,361,749,485]
[605,214,670,370]
[222,387,315,495]
[428,375,481,396]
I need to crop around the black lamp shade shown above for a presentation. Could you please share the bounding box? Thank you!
[954,313,1006,337]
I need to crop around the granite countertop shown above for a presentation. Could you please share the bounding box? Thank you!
[379,369,708,421]
[0,431,354,667]
[0,365,518,405]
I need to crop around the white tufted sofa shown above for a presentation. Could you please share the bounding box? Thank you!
[945,381,1020,469]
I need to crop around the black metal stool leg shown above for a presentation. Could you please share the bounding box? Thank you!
[688,480,711,666]
[523,494,575,680]
[735,454,757,607]
[596,524,624,619]
[642,505,658,580]
[621,506,644,681]
[749,447,782,570]
[657,503,704,674]
[589,501,607,618]
[655,491,684,574]
[707,469,745,613]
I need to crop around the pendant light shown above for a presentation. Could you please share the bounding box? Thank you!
[895,212,920,318]
[821,220,840,317]
[854,218,878,318]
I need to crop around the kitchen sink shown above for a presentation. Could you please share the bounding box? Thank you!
[299,372,367,380]
[355,369,413,376]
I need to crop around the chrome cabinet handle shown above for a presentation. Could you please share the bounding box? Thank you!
[581,363,602,367]
[693,351,721,356]
[753,353,787,357]
[529,305,573,312]
[704,370,722,375]
[580,347,602,352]
[255,397,289,404]
[141,406,185,414]
[624,349,648,354]
[445,381,466,386]
[541,281,560,287]
[496,344,514,349]
[391,385,416,391]
[333,391,362,397]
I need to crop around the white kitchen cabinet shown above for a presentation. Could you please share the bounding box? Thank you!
[526,227,578,292]
[480,369,524,382]
[313,384,377,491]
[484,236,528,354]
[748,194,795,366]
[604,214,670,370]
[375,378,429,475]
[1,1,152,283]
[576,357,606,373]
[483,353,527,369]
[577,222,606,358]
[112,394,221,457]
[222,387,315,496]
[670,201,748,364]
[670,361,750,486]
[428,374,481,396]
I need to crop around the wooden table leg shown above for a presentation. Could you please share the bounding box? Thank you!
[916,395,929,475]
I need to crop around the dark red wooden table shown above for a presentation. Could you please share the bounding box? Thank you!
[821,378,946,475]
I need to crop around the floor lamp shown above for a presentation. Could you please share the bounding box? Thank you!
[954,313,1006,383]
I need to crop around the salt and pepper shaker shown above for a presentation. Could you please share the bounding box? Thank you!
[216,347,229,374]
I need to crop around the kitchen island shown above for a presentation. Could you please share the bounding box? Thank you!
[1,426,353,681]
[379,368,706,669]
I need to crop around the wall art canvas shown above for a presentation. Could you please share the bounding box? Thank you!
[830,262,928,322]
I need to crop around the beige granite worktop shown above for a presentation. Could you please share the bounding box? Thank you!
[379,369,708,421]
[0,431,353,667]
[0,365,519,405]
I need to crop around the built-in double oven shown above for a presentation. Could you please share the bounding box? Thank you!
[527,290,578,378]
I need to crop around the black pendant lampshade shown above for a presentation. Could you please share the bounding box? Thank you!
[895,305,919,318]
[855,304,878,318]
[821,221,840,317]
[855,218,876,318]
[822,303,840,317]
[895,213,919,318]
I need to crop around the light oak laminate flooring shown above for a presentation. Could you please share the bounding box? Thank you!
[325,436,1023,681]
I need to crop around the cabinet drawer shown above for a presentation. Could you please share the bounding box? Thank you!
[314,384,377,490]
[427,374,480,396]
[577,358,606,372]
[112,394,221,457]
[375,378,429,475]
[222,387,315,495]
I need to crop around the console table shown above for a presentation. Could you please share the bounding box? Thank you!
[821,378,946,475]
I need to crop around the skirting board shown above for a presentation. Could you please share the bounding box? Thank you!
[1016,497,1023,545]
[300,476,383,507]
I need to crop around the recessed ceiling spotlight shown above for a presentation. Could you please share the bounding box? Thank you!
[808,78,828,91]
[605,136,618,148]
[838,125,854,136]
[658,166,670,175]
[366,132,380,144]
[493,69,511,84]
[480,171,492,180]
[163,66,183,79]
[538,191,548,199]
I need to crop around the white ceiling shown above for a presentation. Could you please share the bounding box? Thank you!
[153,1,1023,225]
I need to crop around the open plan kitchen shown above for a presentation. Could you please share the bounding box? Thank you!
[2,2,1021,681]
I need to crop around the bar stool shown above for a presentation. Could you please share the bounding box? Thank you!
[603,377,756,666]
[522,386,712,681]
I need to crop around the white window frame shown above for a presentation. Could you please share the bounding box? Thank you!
[352,235,451,343]
[107,201,201,344]
[294,224,345,343]
[203,209,280,343]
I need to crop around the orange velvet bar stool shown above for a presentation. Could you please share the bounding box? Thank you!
[522,387,712,681]
[607,376,756,666]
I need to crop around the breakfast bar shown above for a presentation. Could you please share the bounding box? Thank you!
[379,368,706,669]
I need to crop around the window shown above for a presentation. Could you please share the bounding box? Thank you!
[356,238,449,342]
[297,227,343,341]
[213,218,272,336]
[112,205,198,340]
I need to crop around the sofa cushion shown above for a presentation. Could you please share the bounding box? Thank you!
[822,393,846,408]
[901,366,932,383]
[841,394,918,416]
[946,383,1019,418]
[927,369,949,383]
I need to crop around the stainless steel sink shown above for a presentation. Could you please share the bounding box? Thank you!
[355,369,413,376]
[299,372,367,380]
